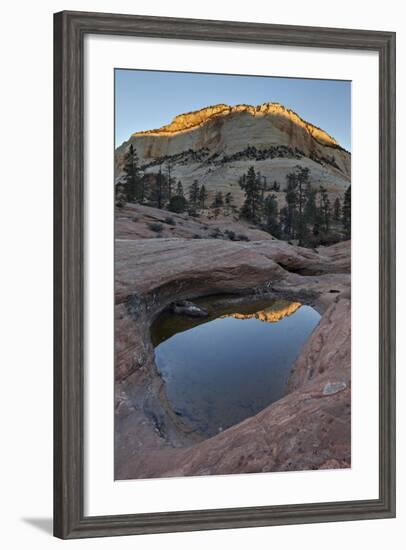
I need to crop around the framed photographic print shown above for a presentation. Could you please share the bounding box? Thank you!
[54,10,396,539]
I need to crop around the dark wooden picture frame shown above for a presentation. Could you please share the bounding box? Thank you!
[54,10,396,539]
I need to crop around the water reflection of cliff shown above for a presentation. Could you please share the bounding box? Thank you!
[221,301,302,323]
[151,299,303,347]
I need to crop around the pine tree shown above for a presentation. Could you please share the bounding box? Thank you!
[121,144,142,203]
[166,163,173,201]
[296,167,310,245]
[280,166,313,244]
[176,180,184,197]
[149,167,167,209]
[342,185,351,238]
[139,174,146,203]
[284,172,298,238]
[156,167,165,209]
[211,191,224,208]
[256,171,264,213]
[199,184,208,209]
[260,173,266,203]
[263,194,280,237]
[168,179,187,212]
[224,192,234,212]
[115,182,126,208]
[319,185,331,233]
[279,206,289,237]
[239,166,262,221]
[304,184,318,227]
[189,180,200,207]
[333,196,342,221]
[168,194,187,213]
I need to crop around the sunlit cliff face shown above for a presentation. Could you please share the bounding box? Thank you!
[133,102,341,149]
[221,300,302,323]
[115,100,351,196]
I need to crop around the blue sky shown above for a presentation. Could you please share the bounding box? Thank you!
[115,69,351,151]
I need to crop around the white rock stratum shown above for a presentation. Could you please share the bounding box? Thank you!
[115,102,351,203]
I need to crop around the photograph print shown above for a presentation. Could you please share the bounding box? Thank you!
[114,69,351,480]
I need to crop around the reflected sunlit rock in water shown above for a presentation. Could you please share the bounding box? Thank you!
[152,297,320,437]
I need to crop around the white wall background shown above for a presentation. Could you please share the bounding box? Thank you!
[0,0,403,547]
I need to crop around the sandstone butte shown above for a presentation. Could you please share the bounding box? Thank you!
[134,102,339,148]
[114,102,351,205]
[114,204,351,480]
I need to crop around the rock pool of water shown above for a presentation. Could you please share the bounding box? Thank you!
[152,297,320,437]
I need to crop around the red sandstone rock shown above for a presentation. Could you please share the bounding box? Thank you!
[114,207,351,479]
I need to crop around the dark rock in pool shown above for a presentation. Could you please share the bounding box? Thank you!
[172,300,209,318]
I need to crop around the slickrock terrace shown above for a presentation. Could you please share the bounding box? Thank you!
[115,209,351,479]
